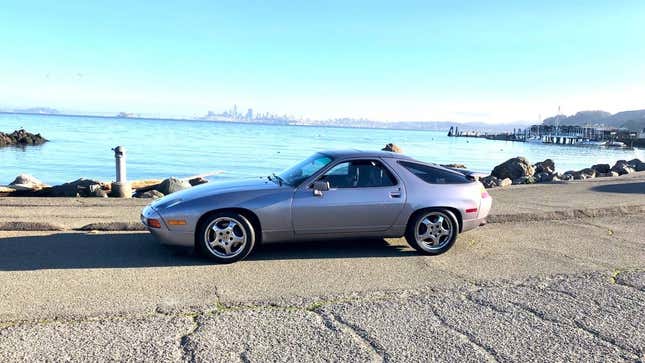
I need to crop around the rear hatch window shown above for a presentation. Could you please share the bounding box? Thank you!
[399,161,471,184]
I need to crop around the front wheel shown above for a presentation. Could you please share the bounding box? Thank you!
[197,212,256,263]
[405,209,458,255]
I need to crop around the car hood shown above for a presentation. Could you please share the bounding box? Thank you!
[151,178,283,209]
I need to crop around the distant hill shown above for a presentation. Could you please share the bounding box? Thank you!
[543,109,645,130]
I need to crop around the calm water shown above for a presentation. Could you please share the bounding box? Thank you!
[1,114,643,185]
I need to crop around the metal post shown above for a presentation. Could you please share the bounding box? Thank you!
[111,146,132,198]
[113,146,127,182]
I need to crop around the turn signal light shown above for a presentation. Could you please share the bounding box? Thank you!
[147,218,162,228]
[167,219,187,226]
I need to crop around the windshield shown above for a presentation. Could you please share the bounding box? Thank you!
[278,153,333,186]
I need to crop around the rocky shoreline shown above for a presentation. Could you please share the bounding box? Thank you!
[2,142,644,197]
[0,129,48,147]
[479,156,645,188]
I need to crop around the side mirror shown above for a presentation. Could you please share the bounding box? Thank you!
[312,180,330,196]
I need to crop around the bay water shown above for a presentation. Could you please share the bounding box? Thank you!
[1,113,643,185]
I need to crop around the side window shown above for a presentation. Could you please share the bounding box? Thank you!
[399,161,469,184]
[321,160,397,188]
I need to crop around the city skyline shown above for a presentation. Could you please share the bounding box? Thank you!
[1,1,645,123]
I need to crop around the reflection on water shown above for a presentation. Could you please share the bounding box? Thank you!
[0,113,642,184]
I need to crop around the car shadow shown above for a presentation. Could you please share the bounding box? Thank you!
[0,232,416,271]
[590,182,645,194]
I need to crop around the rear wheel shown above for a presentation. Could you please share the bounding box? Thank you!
[405,209,458,255]
[197,212,256,263]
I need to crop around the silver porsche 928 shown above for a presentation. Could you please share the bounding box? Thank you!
[142,150,492,263]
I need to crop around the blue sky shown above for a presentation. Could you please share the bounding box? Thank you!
[1,0,644,122]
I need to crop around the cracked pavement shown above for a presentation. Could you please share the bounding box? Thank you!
[1,175,644,361]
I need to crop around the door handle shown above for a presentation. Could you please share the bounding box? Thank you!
[389,191,401,198]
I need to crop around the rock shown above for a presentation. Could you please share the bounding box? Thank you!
[535,172,555,183]
[578,168,596,179]
[480,175,500,189]
[39,178,105,197]
[189,177,209,186]
[610,160,635,175]
[441,163,467,169]
[491,157,534,180]
[0,186,16,193]
[89,188,109,198]
[499,178,513,187]
[9,174,48,190]
[513,176,536,185]
[157,177,191,195]
[627,158,645,172]
[533,159,555,174]
[0,129,48,147]
[560,172,575,181]
[591,163,611,174]
[381,143,403,153]
[136,190,165,199]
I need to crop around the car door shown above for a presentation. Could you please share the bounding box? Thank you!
[291,159,405,236]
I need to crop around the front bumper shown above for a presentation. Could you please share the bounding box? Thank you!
[141,205,194,247]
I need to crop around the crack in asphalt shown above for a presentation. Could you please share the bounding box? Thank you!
[612,271,645,293]
[312,310,385,362]
[464,290,643,361]
[426,303,501,363]
[178,314,200,363]
[507,301,640,360]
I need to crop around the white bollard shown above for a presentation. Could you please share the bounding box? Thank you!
[111,146,131,198]
[113,146,127,182]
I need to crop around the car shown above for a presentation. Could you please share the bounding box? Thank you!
[142,150,492,263]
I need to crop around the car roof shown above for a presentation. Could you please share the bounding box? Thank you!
[318,149,415,160]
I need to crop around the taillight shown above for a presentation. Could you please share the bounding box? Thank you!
[147,218,162,228]
[480,184,489,199]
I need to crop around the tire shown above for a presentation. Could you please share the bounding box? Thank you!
[196,211,256,263]
[405,209,459,255]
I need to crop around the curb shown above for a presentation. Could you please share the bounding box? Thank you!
[488,205,645,224]
[77,222,147,231]
[0,222,64,231]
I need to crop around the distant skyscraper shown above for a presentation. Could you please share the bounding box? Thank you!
[246,108,253,120]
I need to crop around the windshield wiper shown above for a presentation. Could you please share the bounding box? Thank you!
[272,173,286,186]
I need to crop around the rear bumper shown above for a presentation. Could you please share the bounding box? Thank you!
[141,205,194,247]
[462,217,487,232]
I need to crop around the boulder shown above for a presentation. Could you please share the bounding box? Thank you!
[591,164,611,174]
[499,178,513,187]
[480,175,500,189]
[578,168,596,179]
[534,172,555,183]
[627,158,645,172]
[189,177,209,186]
[513,176,536,185]
[560,172,575,181]
[157,177,191,195]
[136,190,165,199]
[533,159,555,174]
[40,178,105,197]
[491,157,534,180]
[9,174,48,190]
[381,143,403,153]
[610,160,635,175]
